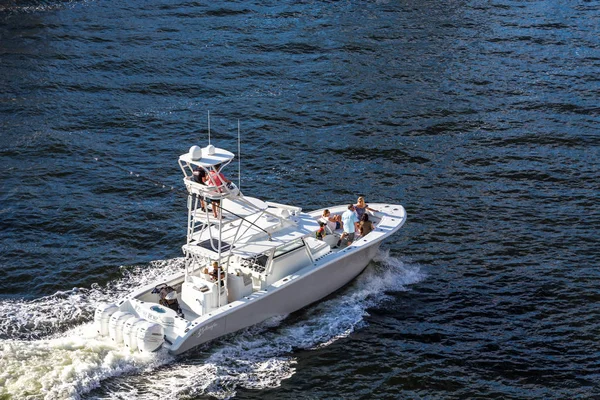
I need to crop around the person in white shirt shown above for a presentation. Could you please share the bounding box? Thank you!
[338,204,359,247]
[319,209,343,234]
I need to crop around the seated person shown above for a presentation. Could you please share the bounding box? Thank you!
[359,213,375,236]
[354,196,379,220]
[320,209,343,233]
[316,222,326,240]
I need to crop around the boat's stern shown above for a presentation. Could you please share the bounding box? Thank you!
[94,295,190,353]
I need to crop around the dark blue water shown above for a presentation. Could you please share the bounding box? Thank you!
[1,0,599,398]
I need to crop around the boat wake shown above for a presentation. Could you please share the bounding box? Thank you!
[0,260,184,399]
[0,251,424,399]
[0,259,186,341]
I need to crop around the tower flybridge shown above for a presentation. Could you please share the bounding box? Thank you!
[94,141,407,355]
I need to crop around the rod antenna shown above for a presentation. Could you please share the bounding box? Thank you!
[238,119,241,191]
[208,110,211,145]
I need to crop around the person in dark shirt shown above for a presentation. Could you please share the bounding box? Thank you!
[192,166,207,211]
[359,213,375,236]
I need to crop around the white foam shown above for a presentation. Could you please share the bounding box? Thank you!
[0,251,424,399]
[94,251,425,399]
[0,324,173,400]
[0,258,185,340]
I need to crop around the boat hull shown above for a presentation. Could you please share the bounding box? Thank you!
[168,239,381,354]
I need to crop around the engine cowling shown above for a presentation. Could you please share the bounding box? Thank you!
[136,321,164,353]
[94,303,118,336]
[123,317,146,351]
[108,311,133,344]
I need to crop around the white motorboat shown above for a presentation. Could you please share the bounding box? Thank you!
[94,143,407,355]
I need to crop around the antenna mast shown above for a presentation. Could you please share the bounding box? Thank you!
[238,119,241,191]
[208,110,211,145]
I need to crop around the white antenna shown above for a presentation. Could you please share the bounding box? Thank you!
[237,119,241,191]
[208,110,211,145]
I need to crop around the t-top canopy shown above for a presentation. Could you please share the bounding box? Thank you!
[182,211,321,259]
[179,145,235,167]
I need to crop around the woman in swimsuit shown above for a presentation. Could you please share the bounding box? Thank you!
[354,196,378,220]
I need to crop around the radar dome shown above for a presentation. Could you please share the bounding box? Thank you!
[189,145,202,160]
[205,144,216,155]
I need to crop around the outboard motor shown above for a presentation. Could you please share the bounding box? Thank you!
[136,321,164,352]
[152,284,184,318]
[94,303,118,336]
[123,317,146,351]
[108,311,133,344]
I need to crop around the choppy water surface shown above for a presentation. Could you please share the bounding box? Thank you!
[1,0,599,398]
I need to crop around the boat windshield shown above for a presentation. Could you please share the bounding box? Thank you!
[273,238,305,258]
